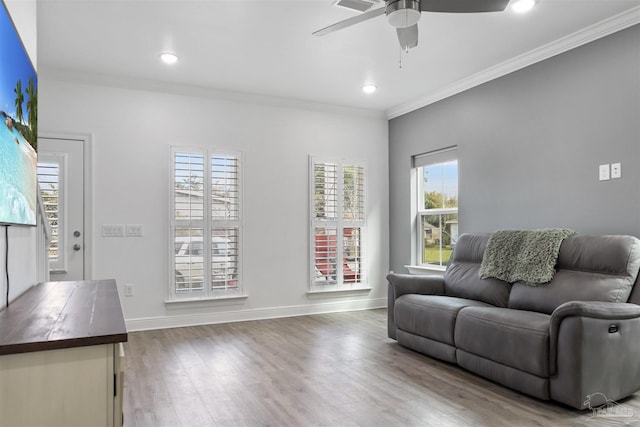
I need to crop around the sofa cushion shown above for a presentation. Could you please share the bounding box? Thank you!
[457,350,550,400]
[454,307,551,377]
[444,234,511,307]
[509,235,640,314]
[394,295,494,346]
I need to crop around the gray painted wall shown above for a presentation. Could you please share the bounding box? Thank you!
[389,24,640,274]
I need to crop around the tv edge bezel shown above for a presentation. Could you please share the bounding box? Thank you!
[0,0,38,227]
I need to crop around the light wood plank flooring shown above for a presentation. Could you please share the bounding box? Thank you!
[123,309,640,426]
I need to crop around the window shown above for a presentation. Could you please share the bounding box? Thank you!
[311,157,366,290]
[170,148,242,300]
[414,147,458,268]
[37,155,64,272]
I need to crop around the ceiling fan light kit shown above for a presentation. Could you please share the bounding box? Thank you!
[387,0,421,28]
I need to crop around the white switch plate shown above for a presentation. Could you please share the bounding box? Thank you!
[102,224,125,237]
[599,164,610,181]
[126,224,144,237]
[124,284,134,297]
[611,163,621,179]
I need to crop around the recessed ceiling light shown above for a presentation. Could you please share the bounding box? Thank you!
[512,0,535,13]
[362,84,377,94]
[160,53,178,64]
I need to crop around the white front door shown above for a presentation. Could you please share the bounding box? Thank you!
[37,137,85,281]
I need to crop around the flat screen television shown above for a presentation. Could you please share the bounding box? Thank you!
[0,0,37,226]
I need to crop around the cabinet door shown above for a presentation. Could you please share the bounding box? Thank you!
[0,344,114,427]
[114,343,125,427]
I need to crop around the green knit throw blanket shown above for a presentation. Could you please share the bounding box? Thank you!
[479,229,576,286]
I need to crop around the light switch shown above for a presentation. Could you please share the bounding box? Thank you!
[124,284,135,297]
[611,163,621,179]
[599,164,610,181]
[102,224,125,237]
[126,224,144,237]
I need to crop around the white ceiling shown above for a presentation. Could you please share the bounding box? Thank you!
[37,0,640,117]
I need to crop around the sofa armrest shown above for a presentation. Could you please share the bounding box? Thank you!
[551,301,640,323]
[549,301,640,409]
[387,273,445,340]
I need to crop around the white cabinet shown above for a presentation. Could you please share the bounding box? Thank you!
[0,343,124,427]
[0,280,127,427]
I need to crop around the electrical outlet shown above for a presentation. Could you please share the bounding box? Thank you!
[611,163,621,179]
[599,164,610,181]
[124,284,134,297]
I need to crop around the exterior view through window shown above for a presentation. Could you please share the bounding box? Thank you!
[417,156,458,267]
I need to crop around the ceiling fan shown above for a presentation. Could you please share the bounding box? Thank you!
[313,0,511,50]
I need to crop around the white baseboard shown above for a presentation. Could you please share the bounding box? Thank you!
[125,297,387,332]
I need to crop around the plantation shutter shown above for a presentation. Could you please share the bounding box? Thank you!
[311,157,366,289]
[343,163,364,283]
[170,148,243,299]
[37,157,64,272]
[210,154,240,291]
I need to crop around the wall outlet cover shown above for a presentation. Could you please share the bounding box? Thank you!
[611,163,621,179]
[599,164,610,181]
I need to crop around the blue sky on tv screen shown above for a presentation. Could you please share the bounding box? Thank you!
[0,2,37,123]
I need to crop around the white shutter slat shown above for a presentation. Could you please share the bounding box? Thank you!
[211,155,240,221]
[174,152,206,222]
[37,160,63,269]
[313,227,337,285]
[314,162,338,221]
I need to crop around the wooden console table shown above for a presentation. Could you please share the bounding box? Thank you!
[0,279,128,427]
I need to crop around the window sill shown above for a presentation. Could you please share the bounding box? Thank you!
[307,287,372,297]
[165,294,249,305]
[404,265,446,275]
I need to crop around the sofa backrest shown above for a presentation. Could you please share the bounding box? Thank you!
[444,233,640,313]
[509,234,640,314]
[444,233,512,307]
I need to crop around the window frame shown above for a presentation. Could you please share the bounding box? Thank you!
[414,148,458,269]
[169,146,243,301]
[309,156,367,292]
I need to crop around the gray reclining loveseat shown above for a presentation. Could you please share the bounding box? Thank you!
[387,233,640,409]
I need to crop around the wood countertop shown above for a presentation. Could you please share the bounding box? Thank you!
[0,279,128,356]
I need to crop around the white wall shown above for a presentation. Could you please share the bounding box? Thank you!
[38,73,389,329]
[0,0,38,306]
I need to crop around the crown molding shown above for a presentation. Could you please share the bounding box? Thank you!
[386,6,640,120]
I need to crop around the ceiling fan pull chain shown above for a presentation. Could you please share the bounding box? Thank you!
[398,46,403,69]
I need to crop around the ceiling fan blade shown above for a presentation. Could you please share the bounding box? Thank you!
[420,0,510,13]
[313,6,386,36]
[396,24,419,50]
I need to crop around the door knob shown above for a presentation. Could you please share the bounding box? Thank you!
[73,244,81,251]
[74,230,81,237]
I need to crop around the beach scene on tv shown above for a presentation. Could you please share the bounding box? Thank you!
[0,3,37,226]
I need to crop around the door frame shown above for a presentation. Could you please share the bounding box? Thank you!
[39,132,93,280]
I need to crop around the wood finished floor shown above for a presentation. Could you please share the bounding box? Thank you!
[123,309,640,426]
